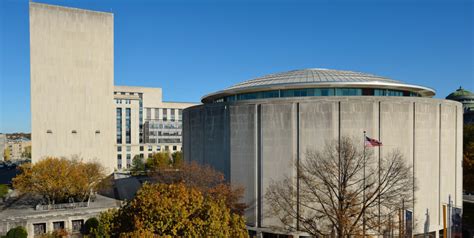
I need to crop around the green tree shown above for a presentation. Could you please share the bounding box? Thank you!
[0,184,8,199]
[130,155,145,175]
[171,151,183,168]
[21,146,31,159]
[114,183,248,237]
[5,226,27,238]
[145,152,170,172]
[83,217,99,236]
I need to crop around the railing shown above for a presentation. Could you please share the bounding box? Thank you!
[35,202,89,211]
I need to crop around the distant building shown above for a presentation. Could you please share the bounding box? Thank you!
[446,86,474,124]
[113,86,195,170]
[0,134,5,161]
[6,138,31,161]
[184,68,463,236]
[29,3,196,172]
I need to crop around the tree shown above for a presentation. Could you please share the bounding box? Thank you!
[113,183,248,237]
[5,226,27,238]
[145,152,170,172]
[265,137,414,237]
[171,151,183,168]
[130,155,145,175]
[464,124,474,192]
[0,184,8,199]
[151,161,247,215]
[84,217,99,235]
[12,157,106,205]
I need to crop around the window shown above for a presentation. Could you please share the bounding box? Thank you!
[170,109,176,121]
[116,108,122,144]
[126,154,131,168]
[140,154,144,158]
[335,88,362,96]
[53,221,65,231]
[117,146,122,152]
[72,220,84,233]
[163,109,168,121]
[173,145,177,151]
[157,146,161,151]
[155,108,160,120]
[34,223,46,235]
[146,108,151,119]
[126,108,131,144]
[117,154,122,169]
[165,146,169,151]
[126,146,131,152]
[148,145,153,151]
[121,92,126,95]
[148,153,152,158]
[140,146,144,151]
[178,109,183,121]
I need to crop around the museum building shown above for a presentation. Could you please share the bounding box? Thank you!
[183,68,463,236]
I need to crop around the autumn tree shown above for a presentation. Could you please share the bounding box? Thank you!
[171,151,183,168]
[112,183,248,237]
[145,152,170,172]
[4,147,11,161]
[464,124,474,192]
[151,161,247,215]
[265,137,414,237]
[12,157,106,205]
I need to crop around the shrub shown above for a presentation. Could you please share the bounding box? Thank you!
[6,226,27,238]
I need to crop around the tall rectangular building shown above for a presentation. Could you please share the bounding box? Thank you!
[30,3,115,172]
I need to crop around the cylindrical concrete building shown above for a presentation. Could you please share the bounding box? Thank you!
[183,68,462,236]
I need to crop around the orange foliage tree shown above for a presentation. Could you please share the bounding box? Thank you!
[12,157,105,205]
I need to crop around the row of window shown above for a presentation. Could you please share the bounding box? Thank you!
[114,91,142,96]
[145,108,183,122]
[33,220,83,235]
[214,88,421,103]
[116,146,179,169]
[115,99,131,104]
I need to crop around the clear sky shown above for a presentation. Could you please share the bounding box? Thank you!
[0,0,473,133]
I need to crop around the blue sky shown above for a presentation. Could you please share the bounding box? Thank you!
[0,0,473,133]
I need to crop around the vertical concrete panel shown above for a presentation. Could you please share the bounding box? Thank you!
[299,101,339,154]
[440,104,457,219]
[188,106,205,164]
[414,102,440,233]
[230,104,257,226]
[340,99,378,146]
[203,105,230,179]
[182,109,191,162]
[261,103,297,228]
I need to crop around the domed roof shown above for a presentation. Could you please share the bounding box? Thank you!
[446,87,474,99]
[227,68,401,90]
[202,68,436,102]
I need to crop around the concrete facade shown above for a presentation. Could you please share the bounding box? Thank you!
[6,139,31,161]
[184,96,463,236]
[30,3,115,172]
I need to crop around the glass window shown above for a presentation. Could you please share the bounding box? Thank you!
[126,154,131,168]
[72,220,83,233]
[53,221,65,231]
[116,108,122,144]
[148,145,153,151]
[157,146,161,151]
[126,146,131,152]
[117,146,122,152]
[148,153,152,158]
[126,108,131,144]
[140,146,144,151]
[335,88,362,96]
[140,153,144,158]
[165,145,169,151]
[170,109,176,121]
[146,108,151,119]
[173,145,177,151]
[34,223,46,235]
[178,109,183,121]
[163,109,168,121]
[117,154,122,169]
[155,108,160,120]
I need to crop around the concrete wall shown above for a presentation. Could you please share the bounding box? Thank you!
[183,96,462,235]
[30,2,115,173]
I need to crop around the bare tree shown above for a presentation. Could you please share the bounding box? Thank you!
[265,137,414,237]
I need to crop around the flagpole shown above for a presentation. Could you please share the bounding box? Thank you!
[363,130,366,237]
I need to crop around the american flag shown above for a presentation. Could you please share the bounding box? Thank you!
[365,136,382,147]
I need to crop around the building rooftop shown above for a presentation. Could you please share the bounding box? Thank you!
[202,68,436,103]
[446,87,474,100]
